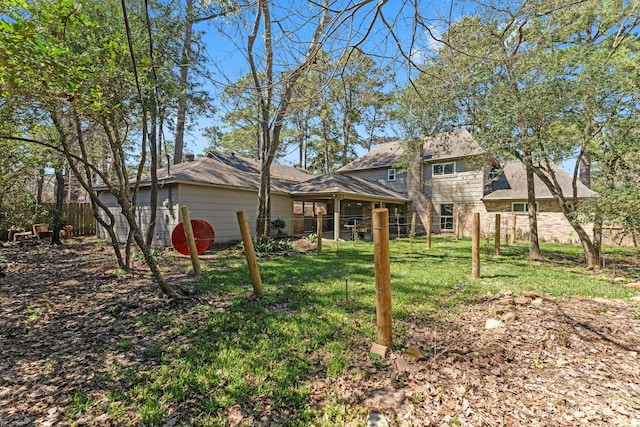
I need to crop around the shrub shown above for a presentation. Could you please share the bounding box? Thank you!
[270,218,287,235]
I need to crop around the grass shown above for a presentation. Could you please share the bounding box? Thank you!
[92,237,640,425]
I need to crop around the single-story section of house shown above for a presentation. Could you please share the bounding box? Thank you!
[96,152,409,247]
[289,173,410,241]
[97,155,296,247]
[481,161,599,244]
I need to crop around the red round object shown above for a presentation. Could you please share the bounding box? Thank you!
[171,219,215,255]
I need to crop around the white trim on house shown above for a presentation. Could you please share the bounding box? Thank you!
[432,162,456,176]
[440,203,454,231]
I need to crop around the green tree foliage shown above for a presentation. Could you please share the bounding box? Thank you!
[0,0,208,295]
[0,139,51,232]
[398,0,640,266]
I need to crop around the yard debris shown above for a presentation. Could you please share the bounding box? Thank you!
[624,281,640,289]
[403,345,429,361]
[370,342,389,358]
[484,318,505,329]
[502,311,518,322]
[366,413,389,427]
[1,238,640,426]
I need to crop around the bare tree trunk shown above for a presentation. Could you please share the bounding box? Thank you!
[523,150,543,260]
[145,108,159,247]
[36,168,45,204]
[579,152,591,188]
[51,166,66,246]
[174,0,193,165]
[406,139,431,233]
[119,198,177,297]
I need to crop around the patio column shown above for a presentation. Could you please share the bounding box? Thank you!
[333,196,341,240]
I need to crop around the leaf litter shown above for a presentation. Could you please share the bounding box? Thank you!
[1,238,639,426]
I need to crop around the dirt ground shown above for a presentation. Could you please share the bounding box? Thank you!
[1,238,640,426]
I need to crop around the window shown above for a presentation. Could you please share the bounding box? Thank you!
[440,204,454,231]
[387,168,396,181]
[512,202,537,212]
[433,162,456,176]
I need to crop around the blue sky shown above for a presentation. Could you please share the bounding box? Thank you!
[181,0,460,164]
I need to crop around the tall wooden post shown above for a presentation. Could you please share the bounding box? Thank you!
[472,212,480,278]
[410,212,416,239]
[373,208,393,349]
[236,210,264,297]
[426,210,432,249]
[511,214,517,245]
[333,197,341,241]
[455,212,460,240]
[316,212,323,254]
[494,214,501,256]
[180,205,201,274]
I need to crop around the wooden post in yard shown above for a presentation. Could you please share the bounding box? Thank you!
[410,212,416,239]
[180,206,201,274]
[426,210,432,249]
[494,214,501,256]
[236,210,264,297]
[316,212,323,254]
[511,214,517,245]
[455,212,460,240]
[472,212,480,278]
[373,208,393,350]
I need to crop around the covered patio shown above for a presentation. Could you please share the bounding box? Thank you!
[289,174,410,241]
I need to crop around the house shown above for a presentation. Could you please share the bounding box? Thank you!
[96,151,409,247]
[336,129,598,243]
[289,173,410,241]
[483,160,598,244]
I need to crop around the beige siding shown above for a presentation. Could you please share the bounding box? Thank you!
[425,167,485,204]
[97,186,180,247]
[98,184,293,247]
[339,169,408,194]
[177,184,292,243]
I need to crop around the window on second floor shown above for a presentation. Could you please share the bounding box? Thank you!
[387,168,396,181]
[433,162,456,176]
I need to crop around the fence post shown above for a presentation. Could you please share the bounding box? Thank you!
[494,214,501,256]
[426,210,432,249]
[373,208,393,350]
[236,210,264,297]
[472,212,480,278]
[316,212,323,254]
[511,214,517,245]
[410,212,416,239]
[180,206,201,274]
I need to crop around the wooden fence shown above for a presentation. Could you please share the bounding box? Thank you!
[37,203,96,237]
[62,202,96,237]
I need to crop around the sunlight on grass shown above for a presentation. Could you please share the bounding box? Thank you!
[103,236,639,425]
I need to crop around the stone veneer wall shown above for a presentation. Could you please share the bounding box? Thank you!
[482,199,590,245]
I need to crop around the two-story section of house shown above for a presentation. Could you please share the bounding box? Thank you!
[337,129,496,234]
[337,129,599,243]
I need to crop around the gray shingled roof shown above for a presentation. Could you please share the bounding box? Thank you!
[290,174,410,203]
[143,157,292,194]
[337,129,486,173]
[483,161,599,200]
[207,151,315,183]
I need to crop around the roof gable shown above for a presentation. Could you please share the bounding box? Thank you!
[144,157,291,193]
[290,173,409,203]
[483,161,598,200]
[207,151,315,182]
[337,129,487,173]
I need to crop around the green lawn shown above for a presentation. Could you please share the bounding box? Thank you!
[102,237,640,426]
